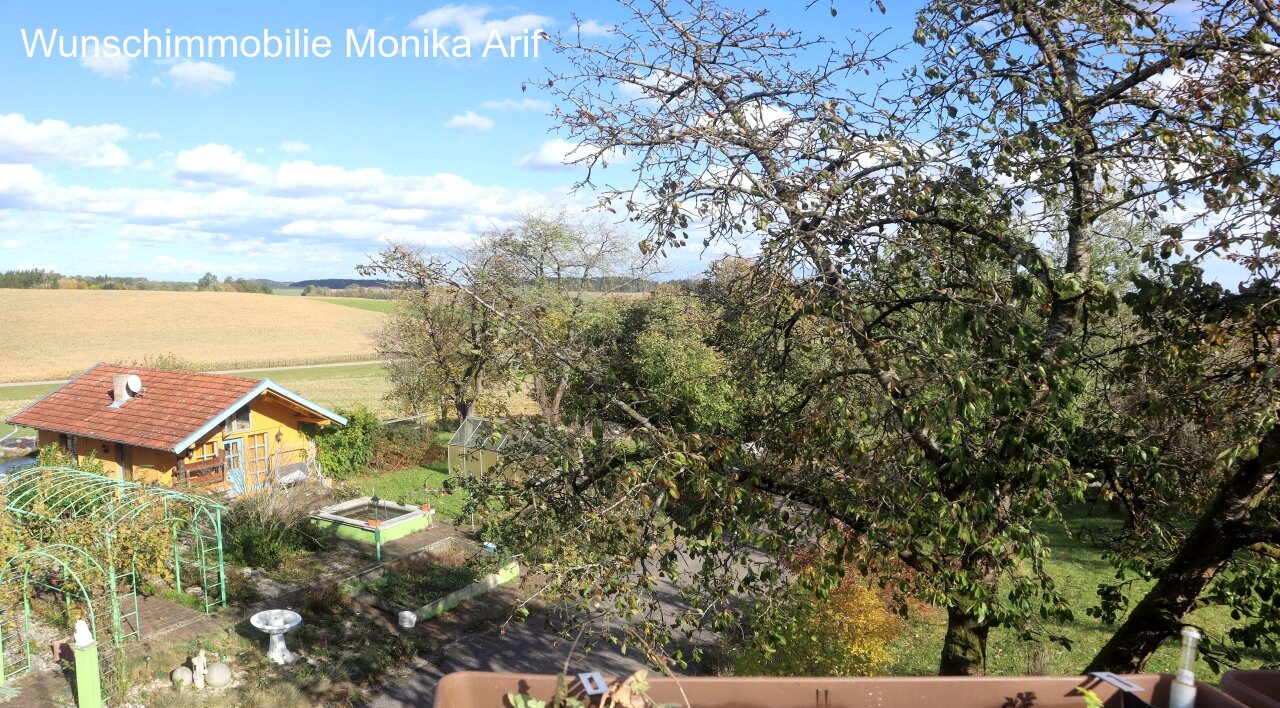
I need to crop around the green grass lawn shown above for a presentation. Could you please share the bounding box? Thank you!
[0,422,35,438]
[342,461,467,521]
[0,382,61,401]
[272,288,305,296]
[316,297,397,314]
[233,362,388,383]
[888,504,1280,679]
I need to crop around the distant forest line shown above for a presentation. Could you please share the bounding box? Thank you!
[0,269,678,295]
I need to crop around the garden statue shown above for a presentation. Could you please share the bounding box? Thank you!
[72,620,93,648]
[192,650,207,690]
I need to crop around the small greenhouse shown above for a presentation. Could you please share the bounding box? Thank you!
[447,417,508,477]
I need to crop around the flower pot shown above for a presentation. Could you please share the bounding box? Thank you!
[433,672,1249,708]
[1221,670,1280,707]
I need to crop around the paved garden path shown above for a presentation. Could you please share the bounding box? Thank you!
[362,597,650,708]
[361,551,720,707]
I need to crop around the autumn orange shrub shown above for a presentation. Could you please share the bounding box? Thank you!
[734,572,903,677]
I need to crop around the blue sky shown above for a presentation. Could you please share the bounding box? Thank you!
[0,1,918,282]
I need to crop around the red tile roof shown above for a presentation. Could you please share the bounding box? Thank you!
[8,363,261,452]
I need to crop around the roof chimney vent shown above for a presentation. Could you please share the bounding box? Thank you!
[110,374,143,408]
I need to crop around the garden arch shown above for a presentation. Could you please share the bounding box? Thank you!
[2,466,227,616]
[0,545,114,685]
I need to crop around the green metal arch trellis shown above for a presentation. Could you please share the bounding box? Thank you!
[0,544,113,685]
[2,466,227,613]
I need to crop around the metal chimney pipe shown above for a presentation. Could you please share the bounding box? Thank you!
[112,374,131,407]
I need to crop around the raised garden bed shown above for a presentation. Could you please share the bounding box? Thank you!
[347,537,519,621]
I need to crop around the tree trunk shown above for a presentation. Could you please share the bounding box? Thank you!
[940,601,990,675]
[1086,422,1280,672]
[455,397,476,422]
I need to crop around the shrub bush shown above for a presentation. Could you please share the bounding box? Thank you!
[370,423,446,471]
[733,575,902,677]
[313,405,381,479]
[222,485,333,568]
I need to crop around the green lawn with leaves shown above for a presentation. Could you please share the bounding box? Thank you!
[889,504,1280,680]
[342,460,467,521]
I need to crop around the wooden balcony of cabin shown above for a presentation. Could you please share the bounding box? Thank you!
[180,457,226,487]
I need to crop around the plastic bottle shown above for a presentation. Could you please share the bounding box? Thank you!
[1168,627,1202,708]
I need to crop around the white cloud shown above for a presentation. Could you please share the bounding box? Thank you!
[444,110,495,131]
[169,61,236,95]
[517,138,626,171]
[0,113,130,168]
[574,20,611,36]
[1,239,27,249]
[280,141,311,153]
[410,4,552,45]
[480,97,550,112]
[0,122,595,278]
[152,255,222,274]
[80,46,133,80]
[0,164,48,204]
[273,160,387,194]
[173,144,271,187]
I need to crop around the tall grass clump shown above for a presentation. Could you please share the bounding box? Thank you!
[222,484,333,567]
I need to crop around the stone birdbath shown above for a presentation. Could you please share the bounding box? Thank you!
[249,609,302,665]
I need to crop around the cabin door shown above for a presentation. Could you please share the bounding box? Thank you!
[224,438,245,496]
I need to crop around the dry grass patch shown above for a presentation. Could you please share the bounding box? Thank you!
[0,290,385,382]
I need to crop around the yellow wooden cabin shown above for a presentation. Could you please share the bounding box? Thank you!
[7,363,346,496]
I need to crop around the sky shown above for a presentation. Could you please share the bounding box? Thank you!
[0,1,918,283]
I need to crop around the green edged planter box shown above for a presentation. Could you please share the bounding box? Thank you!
[310,497,435,558]
[347,537,519,621]
[413,560,519,620]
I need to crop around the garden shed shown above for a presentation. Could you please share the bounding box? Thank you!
[447,417,508,477]
[7,362,346,496]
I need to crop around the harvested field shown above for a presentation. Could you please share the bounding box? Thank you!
[0,289,385,382]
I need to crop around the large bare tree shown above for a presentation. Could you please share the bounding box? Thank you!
[452,0,1280,675]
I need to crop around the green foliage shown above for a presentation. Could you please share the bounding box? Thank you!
[0,268,60,289]
[370,423,446,471]
[313,405,381,479]
[1075,688,1105,708]
[159,587,209,613]
[0,268,198,290]
[221,486,332,568]
[363,552,480,609]
[37,443,106,475]
[630,294,738,431]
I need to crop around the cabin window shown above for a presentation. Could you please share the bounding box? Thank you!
[225,405,252,433]
[188,441,218,462]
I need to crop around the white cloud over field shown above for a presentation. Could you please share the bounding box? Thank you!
[0,113,130,168]
[0,114,582,277]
